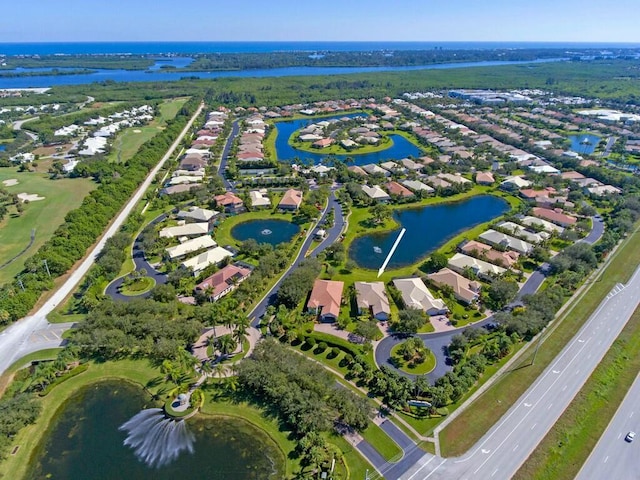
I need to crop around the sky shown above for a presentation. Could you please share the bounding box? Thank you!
[2,0,639,43]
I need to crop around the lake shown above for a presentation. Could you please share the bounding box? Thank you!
[26,381,285,480]
[0,58,566,89]
[273,114,423,165]
[231,218,300,246]
[349,195,510,270]
[568,134,601,155]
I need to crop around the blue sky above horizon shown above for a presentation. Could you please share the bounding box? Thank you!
[3,0,639,43]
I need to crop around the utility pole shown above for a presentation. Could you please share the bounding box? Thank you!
[43,259,51,277]
[531,327,545,366]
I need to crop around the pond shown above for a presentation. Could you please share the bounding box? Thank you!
[0,145,6,151]
[231,218,300,246]
[568,134,601,155]
[273,114,424,165]
[349,195,510,270]
[26,381,285,480]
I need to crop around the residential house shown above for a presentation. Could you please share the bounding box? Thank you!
[475,172,495,185]
[214,192,244,214]
[362,164,391,176]
[500,176,532,191]
[179,155,207,171]
[385,181,414,198]
[307,280,344,322]
[278,189,303,211]
[347,165,368,176]
[496,221,549,244]
[400,158,422,171]
[194,264,252,301]
[312,138,334,149]
[460,240,520,268]
[182,247,234,275]
[427,268,481,305]
[362,185,391,202]
[520,216,564,234]
[448,253,507,281]
[532,207,577,227]
[160,184,202,196]
[587,185,621,196]
[438,173,471,185]
[479,229,534,255]
[249,190,271,208]
[426,176,452,189]
[354,281,391,321]
[159,223,210,239]
[402,180,434,194]
[177,206,218,226]
[165,235,217,260]
[393,278,449,316]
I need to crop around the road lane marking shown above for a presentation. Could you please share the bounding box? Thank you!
[630,412,634,418]
[405,456,436,479]
[562,385,567,391]
[604,456,609,463]
[548,403,553,410]
[513,444,519,452]
[492,468,499,477]
[416,458,447,480]
[531,423,537,430]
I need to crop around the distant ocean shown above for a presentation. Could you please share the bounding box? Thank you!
[1,41,639,56]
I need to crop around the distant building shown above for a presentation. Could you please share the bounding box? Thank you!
[194,264,252,301]
[214,192,244,214]
[307,280,344,322]
[278,189,303,211]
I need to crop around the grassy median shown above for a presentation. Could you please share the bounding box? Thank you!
[439,227,640,456]
[513,305,640,479]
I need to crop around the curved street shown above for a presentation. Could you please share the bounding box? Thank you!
[375,214,605,382]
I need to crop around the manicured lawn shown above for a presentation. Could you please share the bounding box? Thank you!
[439,227,640,456]
[0,348,62,396]
[361,422,403,461]
[0,167,96,283]
[390,343,436,375]
[119,276,156,296]
[514,306,640,480]
[106,97,189,163]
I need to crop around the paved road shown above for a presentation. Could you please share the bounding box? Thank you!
[248,191,345,325]
[12,116,39,141]
[576,366,640,478]
[398,265,640,480]
[0,103,204,377]
[218,119,240,191]
[601,136,616,158]
[104,213,169,301]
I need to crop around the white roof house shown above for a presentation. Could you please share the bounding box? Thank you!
[159,223,210,239]
[249,190,272,208]
[587,185,622,196]
[448,253,507,281]
[169,175,204,186]
[496,221,549,244]
[479,229,534,255]
[362,164,391,176]
[500,176,532,190]
[177,206,218,223]
[182,247,234,275]
[402,180,435,193]
[520,216,564,234]
[393,278,448,316]
[362,185,391,202]
[165,235,217,260]
[438,173,471,185]
[529,164,561,175]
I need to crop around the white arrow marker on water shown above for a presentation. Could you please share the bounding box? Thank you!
[377,228,406,278]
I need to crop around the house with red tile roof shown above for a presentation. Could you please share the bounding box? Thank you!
[312,138,334,149]
[214,192,244,214]
[475,172,495,185]
[520,187,556,201]
[194,264,252,301]
[385,181,415,198]
[532,207,577,227]
[307,280,344,322]
[278,189,303,211]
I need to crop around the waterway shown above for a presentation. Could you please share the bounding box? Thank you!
[349,195,510,270]
[231,218,300,247]
[568,134,601,155]
[26,381,285,480]
[0,58,566,89]
[273,114,423,165]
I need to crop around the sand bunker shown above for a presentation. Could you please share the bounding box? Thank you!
[17,192,45,202]
[133,129,142,133]
[2,179,19,187]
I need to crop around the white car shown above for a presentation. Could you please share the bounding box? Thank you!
[625,431,635,442]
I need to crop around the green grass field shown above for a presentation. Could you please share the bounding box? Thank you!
[0,168,96,283]
[439,226,640,456]
[107,97,188,163]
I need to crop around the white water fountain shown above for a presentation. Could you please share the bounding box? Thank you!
[261,228,272,235]
[119,408,195,468]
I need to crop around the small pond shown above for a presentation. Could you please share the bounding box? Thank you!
[568,134,601,155]
[26,381,284,480]
[274,114,423,165]
[349,195,510,270]
[231,218,300,246]
[0,145,6,151]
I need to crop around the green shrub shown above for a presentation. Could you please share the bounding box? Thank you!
[317,342,328,353]
[306,337,316,347]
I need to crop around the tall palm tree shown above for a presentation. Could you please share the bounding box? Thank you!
[217,334,237,357]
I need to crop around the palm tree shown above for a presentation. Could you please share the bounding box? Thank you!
[217,334,237,357]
